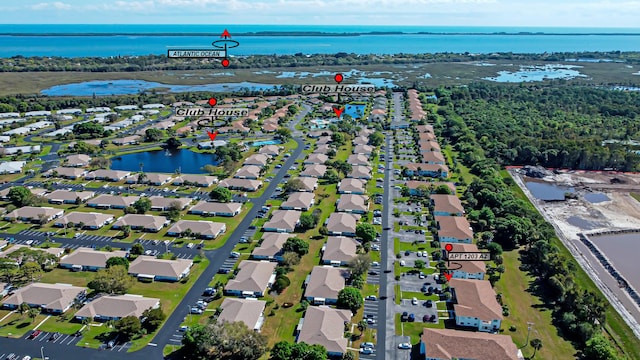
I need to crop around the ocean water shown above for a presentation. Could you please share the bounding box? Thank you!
[0,25,639,57]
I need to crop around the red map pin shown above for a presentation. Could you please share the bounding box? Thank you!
[334,73,344,83]
[443,271,453,282]
[221,58,230,67]
[208,98,217,106]
[332,106,344,118]
[444,244,453,252]
[207,130,218,141]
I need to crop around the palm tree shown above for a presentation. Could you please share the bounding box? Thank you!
[530,338,542,358]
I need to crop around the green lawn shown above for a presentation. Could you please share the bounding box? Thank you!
[0,312,48,338]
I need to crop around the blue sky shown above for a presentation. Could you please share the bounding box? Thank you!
[4,0,640,28]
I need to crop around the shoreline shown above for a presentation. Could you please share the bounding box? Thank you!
[3,31,640,37]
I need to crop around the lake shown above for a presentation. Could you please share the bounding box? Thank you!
[110,149,218,174]
[590,233,640,293]
[525,180,575,201]
[484,64,587,83]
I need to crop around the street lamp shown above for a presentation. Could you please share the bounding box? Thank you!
[40,346,45,360]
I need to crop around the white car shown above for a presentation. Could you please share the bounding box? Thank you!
[398,343,411,349]
[371,261,380,267]
[360,347,374,354]
[416,252,422,257]
[411,297,418,305]
[230,252,240,258]
[25,240,34,245]
[400,260,406,267]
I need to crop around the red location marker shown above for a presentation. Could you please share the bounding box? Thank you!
[207,130,218,141]
[334,73,344,83]
[220,29,232,39]
[443,271,453,282]
[221,58,230,67]
[332,106,344,118]
[208,98,217,106]
[444,244,453,252]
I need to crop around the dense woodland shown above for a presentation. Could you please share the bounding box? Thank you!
[431,85,631,358]
[2,51,640,72]
[434,84,640,171]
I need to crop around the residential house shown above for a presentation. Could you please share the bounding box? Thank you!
[421,151,446,165]
[217,178,263,192]
[326,213,360,237]
[188,201,242,217]
[59,248,128,271]
[243,154,270,168]
[418,132,436,141]
[352,136,369,146]
[338,179,366,194]
[1,283,86,314]
[45,190,95,204]
[75,294,160,322]
[321,236,359,266]
[440,243,486,280]
[65,154,91,167]
[295,177,318,192]
[403,163,449,178]
[149,196,192,211]
[4,206,63,223]
[166,220,226,239]
[347,165,372,180]
[263,210,301,233]
[299,164,327,178]
[128,256,193,282]
[405,181,456,196]
[224,260,277,297]
[218,298,267,331]
[419,328,521,360]
[296,306,351,357]
[44,166,87,180]
[0,161,26,174]
[449,279,503,332]
[234,165,262,180]
[143,173,173,186]
[347,154,370,166]
[258,145,281,157]
[430,194,465,216]
[251,233,293,262]
[54,212,114,230]
[112,135,140,146]
[112,214,168,232]
[419,140,441,152]
[435,216,473,243]
[304,153,328,165]
[353,144,373,156]
[336,194,368,214]
[280,192,315,211]
[0,244,64,260]
[87,194,139,209]
[85,169,131,181]
[172,174,218,187]
[303,266,349,305]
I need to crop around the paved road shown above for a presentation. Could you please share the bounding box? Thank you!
[376,133,391,360]
[0,113,309,358]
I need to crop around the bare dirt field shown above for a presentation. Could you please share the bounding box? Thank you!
[511,168,640,339]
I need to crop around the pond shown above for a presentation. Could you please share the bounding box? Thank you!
[590,233,640,293]
[41,79,277,96]
[110,149,218,174]
[484,64,587,83]
[525,180,575,201]
[584,193,611,203]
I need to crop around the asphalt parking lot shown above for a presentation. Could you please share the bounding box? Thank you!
[398,273,441,293]
[21,329,83,346]
[395,298,439,325]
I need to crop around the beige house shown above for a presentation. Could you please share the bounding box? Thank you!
[347,165,372,180]
[2,283,86,314]
[167,220,226,239]
[87,194,140,209]
[322,237,359,266]
[85,169,130,181]
[420,328,521,360]
[128,256,193,282]
[54,212,114,230]
[44,167,87,179]
[296,306,351,357]
[304,266,349,304]
[295,177,318,192]
[430,194,465,216]
[435,216,473,243]
[188,201,242,217]
[45,190,95,204]
[336,194,368,214]
[450,279,503,332]
[280,192,315,211]
[347,154,369,166]
[224,260,277,297]
[299,164,327,178]
[218,298,267,331]
[234,165,262,180]
[65,154,91,167]
[338,179,366,194]
[59,247,128,271]
[258,145,281,157]
[112,135,140,146]
[149,196,192,211]
[326,213,360,237]
[4,206,63,223]
[172,174,218,187]
[243,154,270,167]
[353,144,373,156]
[112,214,168,232]
[440,243,486,280]
[263,210,301,233]
[75,294,160,321]
[142,173,174,186]
[218,178,263,191]
[251,233,293,261]
[304,153,329,165]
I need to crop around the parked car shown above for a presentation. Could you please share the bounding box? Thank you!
[398,343,411,349]
[230,252,240,258]
[365,295,377,301]
[190,307,203,314]
[411,297,418,305]
[422,314,430,322]
[408,313,415,322]
[425,300,433,308]
[399,260,406,267]
[28,330,41,339]
[360,342,375,348]
[360,348,374,355]
[401,311,408,322]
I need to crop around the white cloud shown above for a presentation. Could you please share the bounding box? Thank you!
[30,2,72,10]
[53,2,72,9]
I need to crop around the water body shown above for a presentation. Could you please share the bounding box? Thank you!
[590,233,640,293]
[110,149,218,174]
[251,140,281,147]
[584,193,611,203]
[344,104,366,119]
[567,216,601,230]
[276,69,395,87]
[41,80,277,96]
[484,64,587,82]
[525,180,575,201]
[1,25,640,57]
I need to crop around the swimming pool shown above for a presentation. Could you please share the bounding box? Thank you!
[252,139,282,146]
